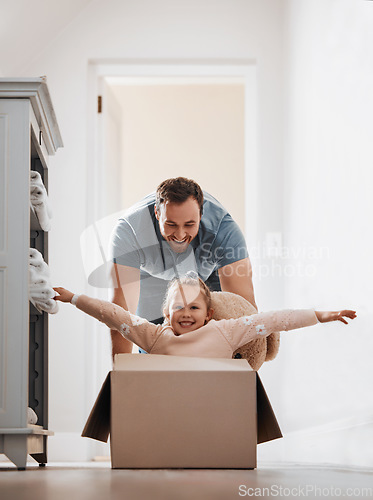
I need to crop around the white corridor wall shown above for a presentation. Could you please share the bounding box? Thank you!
[257,0,373,468]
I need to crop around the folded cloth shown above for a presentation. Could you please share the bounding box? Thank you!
[32,297,59,314]
[29,248,58,314]
[30,184,46,204]
[29,287,56,301]
[30,186,52,217]
[31,204,51,232]
[30,171,52,231]
[29,248,50,278]
[27,407,38,425]
[29,269,50,294]
[30,170,43,187]
[29,247,45,266]
[30,172,52,216]
[29,275,49,289]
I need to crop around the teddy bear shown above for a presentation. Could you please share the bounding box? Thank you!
[211,291,280,371]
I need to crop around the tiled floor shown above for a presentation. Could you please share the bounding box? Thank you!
[0,462,372,500]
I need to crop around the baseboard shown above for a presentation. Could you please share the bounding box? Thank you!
[48,432,91,462]
[258,419,373,469]
[3,419,369,467]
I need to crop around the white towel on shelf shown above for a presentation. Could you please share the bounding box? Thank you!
[29,248,58,314]
[30,171,52,217]
[29,287,56,301]
[29,248,50,278]
[29,273,48,288]
[30,171,52,231]
[30,170,43,186]
[27,407,38,425]
[32,297,59,314]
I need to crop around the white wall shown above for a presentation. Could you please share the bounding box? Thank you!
[257,0,373,468]
[6,0,286,462]
[109,82,246,231]
[0,0,93,78]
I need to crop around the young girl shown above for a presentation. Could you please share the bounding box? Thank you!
[53,274,356,359]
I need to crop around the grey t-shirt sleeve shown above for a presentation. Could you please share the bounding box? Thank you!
[110,218,142,269]
[213,214,249,269]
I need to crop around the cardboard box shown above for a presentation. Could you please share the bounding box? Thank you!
[82,354,282,469]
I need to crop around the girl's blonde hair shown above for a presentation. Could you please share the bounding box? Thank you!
[162,272,212,316]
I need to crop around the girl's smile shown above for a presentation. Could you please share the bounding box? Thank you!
[166,284,213,336]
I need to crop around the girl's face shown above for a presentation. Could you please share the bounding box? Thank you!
[166,284,213,336]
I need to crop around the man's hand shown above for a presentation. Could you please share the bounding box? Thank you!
[315,310,357,324]
[53,287,74,303]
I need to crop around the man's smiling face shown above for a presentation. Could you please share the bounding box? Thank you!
[155,196,201,253]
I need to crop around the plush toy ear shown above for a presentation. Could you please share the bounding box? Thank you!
[211,291,257,320]
[210,291,280,370]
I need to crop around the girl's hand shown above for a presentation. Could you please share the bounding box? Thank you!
[315,310,357,324]
[53,287,74,303]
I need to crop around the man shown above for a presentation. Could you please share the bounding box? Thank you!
[110,177,257,357]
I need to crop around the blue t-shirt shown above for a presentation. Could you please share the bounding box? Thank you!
[110,191,248,321]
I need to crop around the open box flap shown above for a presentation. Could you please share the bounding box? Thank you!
[81,373,111,443]
[256,373,282,444]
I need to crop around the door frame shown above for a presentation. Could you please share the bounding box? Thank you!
[85,59,258,459]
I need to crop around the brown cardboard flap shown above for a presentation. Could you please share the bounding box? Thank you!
[81,373,111,443]
[256,373,282,444]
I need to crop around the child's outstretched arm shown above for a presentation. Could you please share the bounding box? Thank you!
[54,287,133,332]
[53,287,161,352]
[220,308,357,351]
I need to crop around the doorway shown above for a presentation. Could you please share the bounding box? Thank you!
[102,76,246,230]
[85,61,258,460]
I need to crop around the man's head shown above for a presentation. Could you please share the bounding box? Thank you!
[155,177,204,253]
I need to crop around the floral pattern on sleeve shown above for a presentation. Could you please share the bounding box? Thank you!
[129,314,148,326]
[240,316,254,326]
[120,323,131,337]
[255,324,267,336]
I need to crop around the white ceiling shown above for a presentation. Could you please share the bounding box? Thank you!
[0,0,94,76]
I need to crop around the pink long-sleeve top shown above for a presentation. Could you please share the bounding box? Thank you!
[74,295,318,359]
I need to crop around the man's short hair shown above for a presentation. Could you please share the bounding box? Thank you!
[155,177,204,215]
